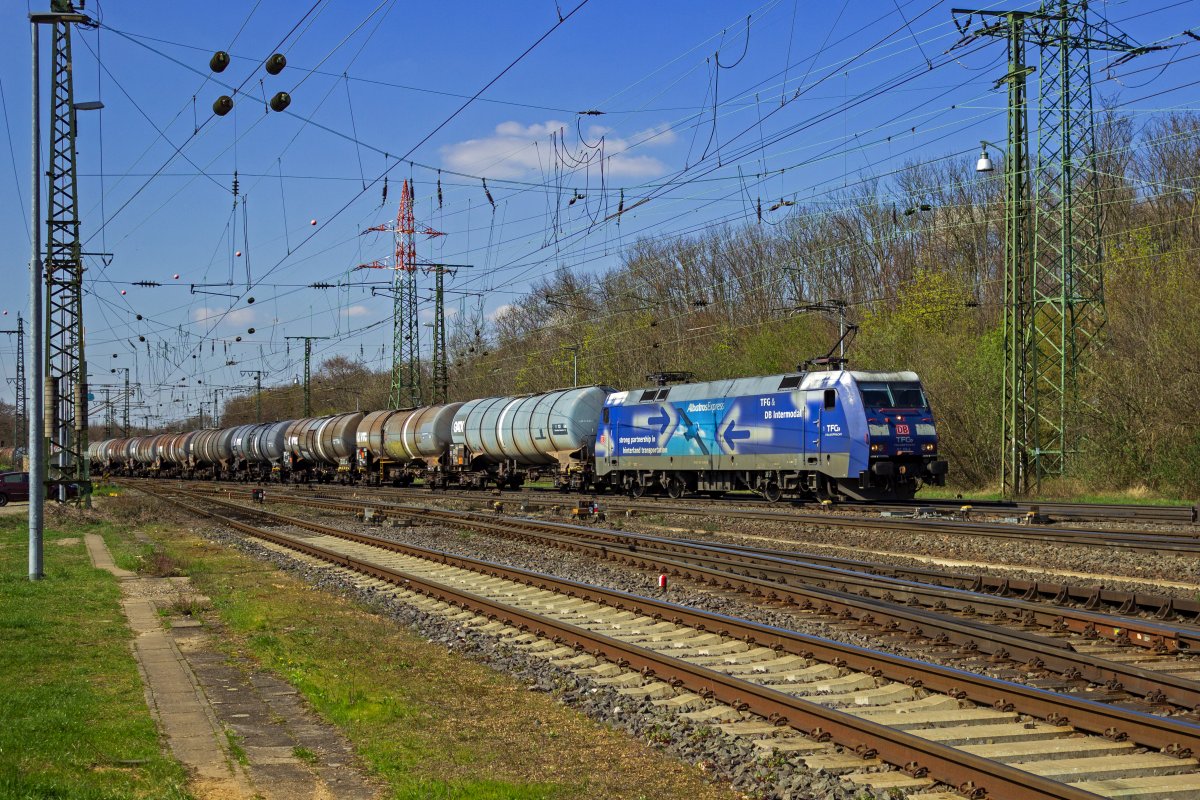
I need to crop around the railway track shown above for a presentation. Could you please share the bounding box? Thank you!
[181,480,1199,555]
[130,480,1200,799]
[428,485,1199,525]
[158,481,1200,714]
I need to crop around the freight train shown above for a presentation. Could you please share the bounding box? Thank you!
[89,368,947,501]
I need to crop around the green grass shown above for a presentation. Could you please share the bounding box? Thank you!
[123,508,735,800]
[915,484,1194,505]
[0,515,191,800]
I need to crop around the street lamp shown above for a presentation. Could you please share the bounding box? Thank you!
[976,140,1000,173]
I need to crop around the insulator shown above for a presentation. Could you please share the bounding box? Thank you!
[213,95,234,116]
[210,51,230,73]
[265,53,287,75]
[136,314,142,320]
[139,336,145,342]
[270,91,291,113]
[247,297,255,304]
[247,328,256,334]
[235,336,242,342]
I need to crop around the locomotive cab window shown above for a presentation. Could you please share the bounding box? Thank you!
[889,382,928,408]
[602,407,610,423]
[858,383,893,407]
[823,389,836,410]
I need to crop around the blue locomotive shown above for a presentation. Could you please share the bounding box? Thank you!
[594,369,946,501]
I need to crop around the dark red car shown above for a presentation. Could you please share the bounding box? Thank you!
[0,472,30,506]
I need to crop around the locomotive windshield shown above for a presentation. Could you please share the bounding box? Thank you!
[858,381,928,408]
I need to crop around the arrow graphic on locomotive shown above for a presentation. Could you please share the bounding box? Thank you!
[722,420,751,448]
[646,410,671,435]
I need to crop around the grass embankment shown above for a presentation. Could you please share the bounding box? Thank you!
[916,483,1194,505]
[109,493,737,800]
[0,512,191,800]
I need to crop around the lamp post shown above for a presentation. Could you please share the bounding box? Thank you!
[562,344,580,388]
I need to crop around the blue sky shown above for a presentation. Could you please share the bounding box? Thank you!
[0,0,1197,426]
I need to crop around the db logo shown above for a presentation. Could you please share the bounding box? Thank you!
[894,423,911,436]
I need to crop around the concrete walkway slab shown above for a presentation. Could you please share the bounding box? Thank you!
[86,532,381,800]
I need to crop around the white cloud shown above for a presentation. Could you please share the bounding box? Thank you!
[440,119,676,180]
[487,303,513,322]
[345,304,371,317]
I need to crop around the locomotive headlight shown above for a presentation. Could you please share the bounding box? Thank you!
[870,443,884,453]
[922,442,936,452]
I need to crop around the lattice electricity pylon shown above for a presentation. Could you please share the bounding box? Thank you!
[952,2,1148,494]
[1027,1,1145,485]
[43,12,90,499]
[357,179,443,408]
[1,316,26,450]
[423,263,472,405]
[430,264,447,405]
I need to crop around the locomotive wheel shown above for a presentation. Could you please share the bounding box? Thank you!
[628,479,645,499]
[762,481,782,503]
[665,477,685,500]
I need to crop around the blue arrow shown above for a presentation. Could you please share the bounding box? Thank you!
[646,411,671,435]
[723,419,751,448]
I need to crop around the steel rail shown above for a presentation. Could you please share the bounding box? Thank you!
[358,483,1199,525]
[136,483,1200,800]
[188,480,1200,624]
[227,486,1200,650]
[213,489,1200,711]
[281,483,1200,554]
[140,479,1200,748]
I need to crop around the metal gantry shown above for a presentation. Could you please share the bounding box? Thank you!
[110,366,131,434]
[1,316,27,450]
[954,2,1146,494]
[238,371,262,424]
[285,335,329,416]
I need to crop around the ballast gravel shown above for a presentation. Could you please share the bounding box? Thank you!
[189,520,905,800]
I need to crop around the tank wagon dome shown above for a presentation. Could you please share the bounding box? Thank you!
[163,432,190,465]
[381,403,463,462]
[246,421,286,463]
[214,427,239,461]
[356,409,399,460]
[192,429,222,465]
[453,386,613,466]
[311,411,363,464]
[230,424,260,461]
[257,420,293,462]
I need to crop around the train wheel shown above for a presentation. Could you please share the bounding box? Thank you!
[762,482,782,503]
[628,479,645,499]
[666,477,684,500]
